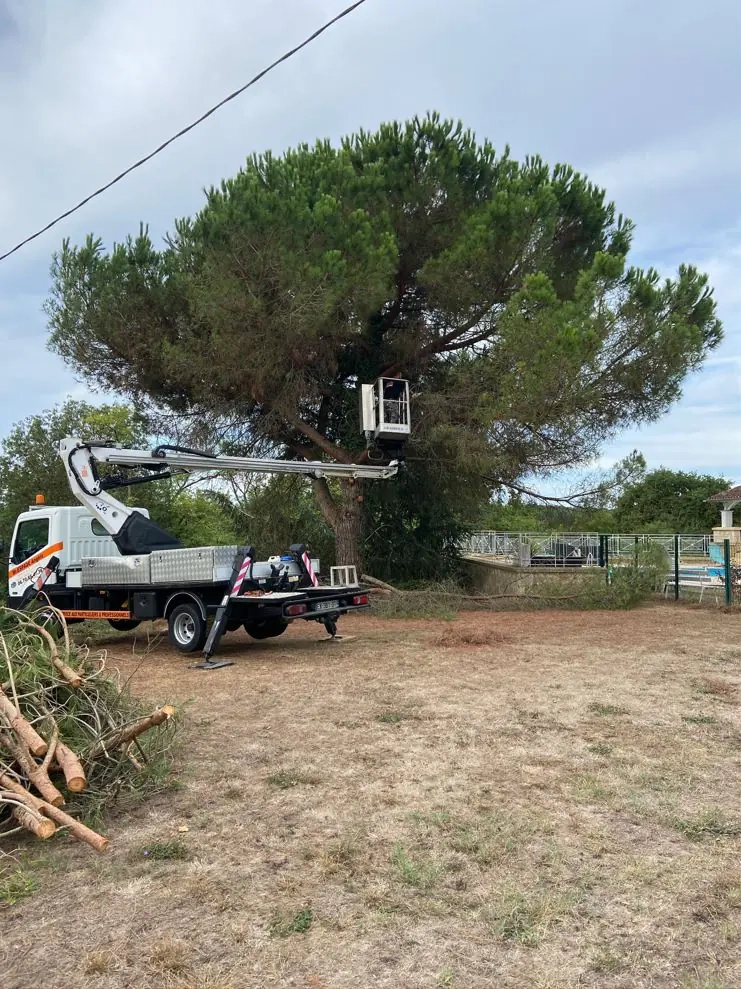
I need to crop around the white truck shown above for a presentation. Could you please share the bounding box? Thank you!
[5,379,411,666]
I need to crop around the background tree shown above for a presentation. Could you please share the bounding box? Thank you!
[362,459,478,583]
[240,476,335,567]
[613,469,730,533]
[0,401,239,567]
[46,114,722,571]
[0,401,149,551]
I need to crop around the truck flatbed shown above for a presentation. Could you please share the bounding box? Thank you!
[26,544,370,657]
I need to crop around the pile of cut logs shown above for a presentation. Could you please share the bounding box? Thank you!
[0,607,176,852]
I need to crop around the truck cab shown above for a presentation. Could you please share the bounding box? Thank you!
[7,503,148,603]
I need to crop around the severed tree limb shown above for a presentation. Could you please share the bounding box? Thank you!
[0,688,48,758]
[54,741,87,793]
[0,722,65,807]
[0,774,107,852]
[361,574,400,593]
[40,725,59,773]
[0,793,57,840]
[21,619,82,688]
[0,634,20,710]
[85,705,176,762]
[360,576,584,605]
[408,589,586,603]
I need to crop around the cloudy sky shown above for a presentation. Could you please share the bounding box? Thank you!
[1,0,740,488]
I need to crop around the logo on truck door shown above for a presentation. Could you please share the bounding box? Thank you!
[8,543,64,589]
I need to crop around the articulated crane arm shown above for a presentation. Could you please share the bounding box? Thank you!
[59,437,401,556]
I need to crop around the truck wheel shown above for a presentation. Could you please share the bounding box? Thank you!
[168,603,207,653]
[108,619,141,632]
[244,619,288,640]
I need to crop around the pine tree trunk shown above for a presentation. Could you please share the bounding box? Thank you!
[311,477,365,574]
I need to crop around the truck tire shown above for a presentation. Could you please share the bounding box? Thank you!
[244,619,288,640]
[108,619,141,632]
[168,603,207,653]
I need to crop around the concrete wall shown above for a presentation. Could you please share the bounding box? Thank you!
[462,555,603,597]
[712,526,741,545]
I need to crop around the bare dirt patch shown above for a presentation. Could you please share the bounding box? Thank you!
[2,603,741,988]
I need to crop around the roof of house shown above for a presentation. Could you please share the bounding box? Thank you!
[709,485,741,503]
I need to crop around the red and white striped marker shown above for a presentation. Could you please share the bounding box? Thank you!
[230,554,253,597]
[31,565,54,592]
[302,551,319,587]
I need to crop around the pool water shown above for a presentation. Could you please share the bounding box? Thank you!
[677,566,724,579]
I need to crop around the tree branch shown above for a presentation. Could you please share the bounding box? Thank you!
[381,309,495,378]
[290,417,352,464]
[378,271,409,333]
[484,476,623,507]
[311,476,339,527]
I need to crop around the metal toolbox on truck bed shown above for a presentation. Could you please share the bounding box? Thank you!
[212,545,241,580]
[149,546,240,584]
[80,554,151,586]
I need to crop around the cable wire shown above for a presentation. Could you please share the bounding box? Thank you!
[0,0,369,263]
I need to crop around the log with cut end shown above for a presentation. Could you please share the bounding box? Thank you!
[54,740,86,792]
[0,774,108,852]
[0,688,48,757]
[1,730,65,807]
[25,759,65,807]
[85,705,176,762]
[38,801,109,853]
[6,798,57,840]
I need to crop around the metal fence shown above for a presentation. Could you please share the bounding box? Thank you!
[460,531,712,564]
[460,530,739,605]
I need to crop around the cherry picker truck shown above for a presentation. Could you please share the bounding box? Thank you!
[5,379,410,668]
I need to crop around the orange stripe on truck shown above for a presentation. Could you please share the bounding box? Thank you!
[8,542,64,579]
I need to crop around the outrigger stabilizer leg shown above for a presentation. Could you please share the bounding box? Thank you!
[193,546,255,670]
[322,616,338,638]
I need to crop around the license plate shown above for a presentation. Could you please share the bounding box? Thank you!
[313,599,340,612]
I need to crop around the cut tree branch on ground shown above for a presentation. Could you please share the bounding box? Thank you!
[0,688,48,757]
[54,741,86,793]
[0,608,178,852]
[0,775,107,852]
[361,574,400,592]
[22,615,83,688]
[84,706,176,763]
[361,575,585,605]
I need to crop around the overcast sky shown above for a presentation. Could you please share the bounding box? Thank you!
[1,0,740,488]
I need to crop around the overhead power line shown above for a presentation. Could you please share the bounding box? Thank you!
[0,0,369,263]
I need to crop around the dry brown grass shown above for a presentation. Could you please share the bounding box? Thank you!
[148,937,192,974]
[436,624,512,647]
[697,676,738,701]
[81,949,118,975]
[2,604,741,988]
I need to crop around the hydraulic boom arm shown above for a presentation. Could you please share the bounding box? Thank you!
[74,443,400,481]
[59,437,401,552]
[59,377,409,554]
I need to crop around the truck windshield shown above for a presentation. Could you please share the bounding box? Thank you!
[12,518,50,564]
